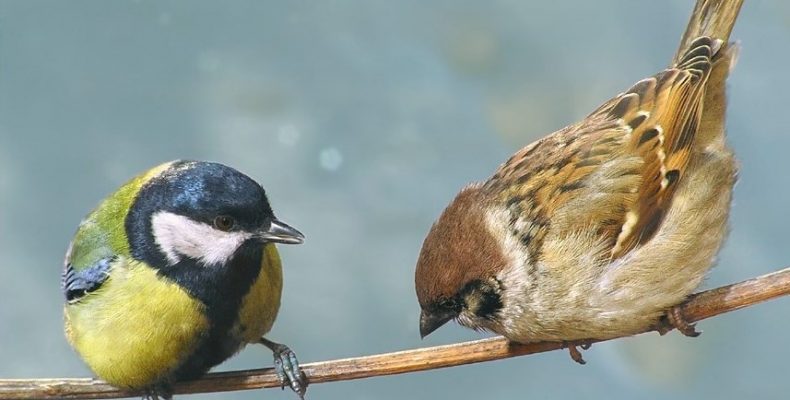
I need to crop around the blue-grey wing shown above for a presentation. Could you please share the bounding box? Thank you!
[61,257,114,303]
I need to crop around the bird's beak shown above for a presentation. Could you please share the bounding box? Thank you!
[257,219,305,245]
[420,309,456,339]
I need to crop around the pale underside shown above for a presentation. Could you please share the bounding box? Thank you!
[467,41,737,341]
[484,139,734,342]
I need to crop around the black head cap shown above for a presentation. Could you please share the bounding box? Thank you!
[158,160,272,230]
[126,160,301,266]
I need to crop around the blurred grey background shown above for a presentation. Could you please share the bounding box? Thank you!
[1,1,789,399]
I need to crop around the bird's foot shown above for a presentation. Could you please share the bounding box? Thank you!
[657,306,701,337]
[142,383,173,400]
[563,340,592,365]
[260,337,308,399]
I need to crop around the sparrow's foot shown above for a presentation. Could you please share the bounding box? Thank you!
[260,337,308,399]
[657,306,700,337]
[563,340,592,365]
[667,306,701,337]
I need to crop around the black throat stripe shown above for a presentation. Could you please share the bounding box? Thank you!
[161,242,264,382]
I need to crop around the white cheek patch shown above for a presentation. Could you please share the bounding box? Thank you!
[151,211,252,266]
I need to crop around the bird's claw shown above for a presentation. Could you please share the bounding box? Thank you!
[142,383,172,400]
[657,306,701,337]
[261,338,308,399]
[273,345,307,398]
[563,340,592,365]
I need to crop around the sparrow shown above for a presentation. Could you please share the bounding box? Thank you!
[415,0,742,363]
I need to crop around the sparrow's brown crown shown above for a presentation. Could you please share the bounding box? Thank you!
[415,186,504,308]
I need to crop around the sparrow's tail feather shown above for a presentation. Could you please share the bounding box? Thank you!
[679,0,742,152]
[674,0,743,66]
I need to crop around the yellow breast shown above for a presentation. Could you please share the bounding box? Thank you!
[64,244,284,389]
[236,243,284,343]
[64,259,208,389]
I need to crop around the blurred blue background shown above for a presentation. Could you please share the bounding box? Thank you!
[1,1,789,399]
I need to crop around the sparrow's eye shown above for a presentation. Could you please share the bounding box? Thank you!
[438,297,460,312]
[213,215,235,232]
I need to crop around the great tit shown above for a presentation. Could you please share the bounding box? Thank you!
[62,160,307,399]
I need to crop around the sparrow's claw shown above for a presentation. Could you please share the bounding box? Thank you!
[563,340,592,365]
[260,337,308,399]
[657,306,701,337]
[666,306,701,337]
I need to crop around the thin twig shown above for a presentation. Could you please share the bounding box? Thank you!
[2,267,788,400]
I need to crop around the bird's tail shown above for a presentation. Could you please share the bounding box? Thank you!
[676,0,743,151]
[673,0,743,65]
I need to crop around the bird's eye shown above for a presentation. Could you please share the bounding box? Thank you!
[213,215,235,232]
[439,297,459,311]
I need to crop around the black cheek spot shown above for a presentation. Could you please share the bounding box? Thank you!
[477,290,503,321]
[460,280,504,321]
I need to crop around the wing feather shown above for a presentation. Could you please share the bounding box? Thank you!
[62,257,114,303]
[486,37,717,261]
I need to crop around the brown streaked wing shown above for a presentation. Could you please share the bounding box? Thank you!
[485,37,716,261]
[485,117,632,260]
[605,37,715,258]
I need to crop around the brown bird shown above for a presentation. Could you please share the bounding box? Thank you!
[415,0,742,363]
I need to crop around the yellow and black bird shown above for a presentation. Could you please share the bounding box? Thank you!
[62,160,307,399]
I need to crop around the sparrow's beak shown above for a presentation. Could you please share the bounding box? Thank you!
[420,309,455,339]
[257,219,305,245]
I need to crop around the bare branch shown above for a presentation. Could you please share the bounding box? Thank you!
[2,267,788,400]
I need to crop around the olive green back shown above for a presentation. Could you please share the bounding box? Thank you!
[67,162,174,271]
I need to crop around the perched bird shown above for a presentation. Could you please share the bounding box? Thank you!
[63,160,308,399]
[415,0,742,363]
